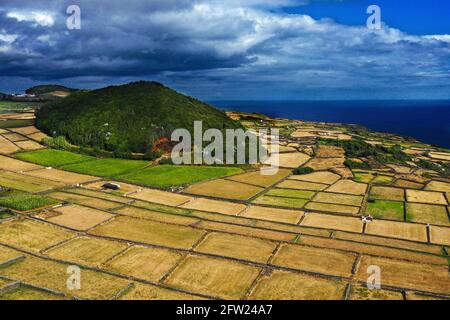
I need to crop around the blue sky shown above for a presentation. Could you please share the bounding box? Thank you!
[0,0,449,100]
[285,0,450,35]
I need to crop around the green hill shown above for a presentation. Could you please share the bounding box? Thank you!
[36,81,242,154]
[25,85,77,95]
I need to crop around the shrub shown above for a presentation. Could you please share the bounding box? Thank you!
[293,167,314,175]
[344,159,371,170]
[42,136,72,149]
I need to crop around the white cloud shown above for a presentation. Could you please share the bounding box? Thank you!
[0,0,449,98]
[7,10,55,27]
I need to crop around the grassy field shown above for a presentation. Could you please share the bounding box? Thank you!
[62,158,150,177]
[0,192,58,211]
[119,165,243,188]
[16,149,243,188]
[366,200,405,221]
[15,149,94,167]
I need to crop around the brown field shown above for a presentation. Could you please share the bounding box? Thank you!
[27,132,48,142]
[334,231,443,255]
[264,152,310,168]
[271,244,356,277]
[114,206,199,226]
[332,167,354,179]
[0,286,65,300]
[130,188,193,206]
[299,235,448,265]
[240,206,304,224]
[386,164,411,174]
[365,220,427,242]
[277,179,328,191]
[406,190,448,205]
[9,126,39,135]
[47,191,121,210]
[348,285,404,300]
[0,245,23,263]
[2,133,27,142]
[406,203,449,226]
[266,188,315,199]
[105,245,183,282]
[252,195,308,209]
[312,192,363,206]
[370,186,405,201]
[118,283,202,300]
[195,232,277,263]
[356,256,450,295]
[429,226,450,246]
[0,170,64,192]
[227,168,291,187]
[326,180,367,195]
[428,152,450,161]
[291,130,318,138]
[0,255,131,300]
[301,213,364,233]
[0,278,11,287]
[289,171,340,184]
[24,168,97,185]
[164,255,261,299]
[314,145,345,158]
[196,220,295,242]
[14,140,44,151]
[182,179,263,200]
[47,204,114,231]
[249,270,346,300]
[305,202,360,215]
[0,155,42,171]
[0,136,20,154]
[89,216,206,249]
[393,179,424,189]
[306,157,345,171]
[180,198,246,216]
[44,236,128,267]
[425,181,450,193]
[406,293,448,300]
[0,219,74,252]
[278,145,297,152]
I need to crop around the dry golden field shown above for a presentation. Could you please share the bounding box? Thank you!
[0,116,449,300]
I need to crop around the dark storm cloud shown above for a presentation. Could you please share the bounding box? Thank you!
[0,0,449,99]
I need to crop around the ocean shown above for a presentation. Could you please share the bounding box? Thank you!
[211,100,450,149]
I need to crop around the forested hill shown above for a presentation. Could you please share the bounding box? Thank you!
[35,81,242,154]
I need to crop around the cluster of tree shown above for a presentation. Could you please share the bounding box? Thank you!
[318,138,412,167]
[417,159,450,177]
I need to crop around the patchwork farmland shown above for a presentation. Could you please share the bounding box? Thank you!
[0,111,449,300]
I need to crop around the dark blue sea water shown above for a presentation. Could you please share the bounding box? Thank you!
[211,100,450,149]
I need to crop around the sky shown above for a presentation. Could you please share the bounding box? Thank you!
[0,0,449,100]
